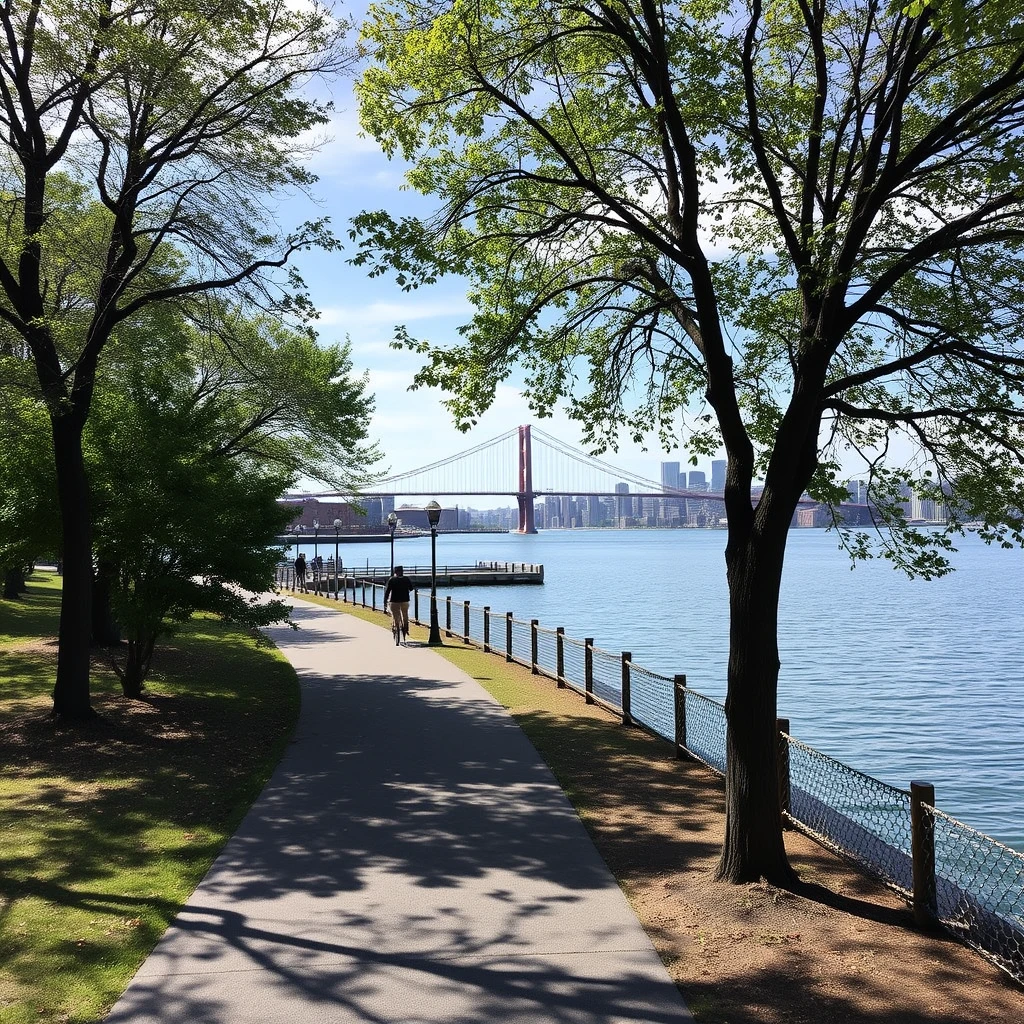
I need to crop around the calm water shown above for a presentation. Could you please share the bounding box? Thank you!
[296,528,1024,850]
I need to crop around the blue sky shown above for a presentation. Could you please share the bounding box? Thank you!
[270,64,710,491]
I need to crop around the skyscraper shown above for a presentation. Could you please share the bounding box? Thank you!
[660,461,681,491]
[688,470,707,490]
[615,482,632,521]
[711,459,726,493]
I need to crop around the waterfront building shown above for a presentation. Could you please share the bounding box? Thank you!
[615,482,632,520]
[544,494,559,522]
[560,495,577,527]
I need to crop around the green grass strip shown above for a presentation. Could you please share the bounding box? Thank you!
[0,573,300,1024]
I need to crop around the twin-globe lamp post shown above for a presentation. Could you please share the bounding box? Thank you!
[333,518,342,599]
[426,500,442,646]
[387,511,399,573]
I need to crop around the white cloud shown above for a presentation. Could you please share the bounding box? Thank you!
[317,298,474,327]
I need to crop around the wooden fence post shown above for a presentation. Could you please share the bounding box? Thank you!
[911,781,938,926]
[483,607,490,652]
[674,674,688,758]
[621,652,632,726]
[530,619,539,673]
[556,627,565,687]
[505,612,513,662]
[584,639,594,703]
[777,718,791,825]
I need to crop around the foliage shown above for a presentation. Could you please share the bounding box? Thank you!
[354,0,1024,566]
[354,0,1024,881]
[0,392,58,585]
[85,301,379,694]
[0,0,358,715]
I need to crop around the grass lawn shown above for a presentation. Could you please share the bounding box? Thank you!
[0,572,300,1024]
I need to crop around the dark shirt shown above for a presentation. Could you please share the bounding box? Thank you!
[384,575,413,603]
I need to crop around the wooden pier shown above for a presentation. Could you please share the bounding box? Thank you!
[277,560,543,591]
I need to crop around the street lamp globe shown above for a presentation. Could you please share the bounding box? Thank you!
[426,501,442,528]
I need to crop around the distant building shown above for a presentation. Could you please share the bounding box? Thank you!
[688,470,707,490]
[615,482,632,520]
[660,461,681,491]
[796,505,830,527]
[711,459,726,493]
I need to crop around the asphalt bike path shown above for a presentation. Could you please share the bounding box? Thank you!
[106,598,692,1023]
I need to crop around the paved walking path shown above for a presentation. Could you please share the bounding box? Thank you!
[106,599,692,1023]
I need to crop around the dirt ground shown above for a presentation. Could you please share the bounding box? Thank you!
[488,658,1024,1024]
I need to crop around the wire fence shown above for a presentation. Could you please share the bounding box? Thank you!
[285,565,1024,986]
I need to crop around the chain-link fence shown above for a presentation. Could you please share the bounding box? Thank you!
[924,805,1024,982]
[329,576,1024,986]
[786,734,914,892]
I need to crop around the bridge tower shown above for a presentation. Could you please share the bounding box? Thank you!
[516,424,538,534]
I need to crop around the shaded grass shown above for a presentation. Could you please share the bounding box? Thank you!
[0,572,300,1024]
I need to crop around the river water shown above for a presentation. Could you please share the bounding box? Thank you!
[295,528,1024,850]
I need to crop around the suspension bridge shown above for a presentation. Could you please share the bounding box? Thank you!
[287,424,784,534]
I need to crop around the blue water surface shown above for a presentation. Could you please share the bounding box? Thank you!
[298,528,1024,850]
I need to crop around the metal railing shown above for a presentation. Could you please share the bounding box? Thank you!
[297,573,1024,986]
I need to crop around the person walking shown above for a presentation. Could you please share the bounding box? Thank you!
[294,552,307,593]
[383,565,412,641]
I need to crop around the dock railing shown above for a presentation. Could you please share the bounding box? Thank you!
[288,572,1024,986]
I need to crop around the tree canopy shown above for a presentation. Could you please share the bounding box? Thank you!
[0,0,358,716]
[355,0,1024,881]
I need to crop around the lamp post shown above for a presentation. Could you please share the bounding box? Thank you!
[333,518,342,600]
[312,519,320,561]
[426,501,442,645]
[387,511,398,573]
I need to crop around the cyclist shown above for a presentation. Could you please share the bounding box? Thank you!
[383,565,412,641]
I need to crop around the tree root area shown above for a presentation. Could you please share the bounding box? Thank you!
[513,686,1024,1024]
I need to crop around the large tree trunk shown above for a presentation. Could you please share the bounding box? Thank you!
[51,414,95,720]
[92,559,122,646]
[716,523,798,886]
[3,568,24,600]
[119,634,156,698]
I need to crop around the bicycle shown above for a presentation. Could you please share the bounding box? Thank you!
[387,604,402,646]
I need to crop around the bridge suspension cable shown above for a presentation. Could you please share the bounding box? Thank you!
[530,427,672,494]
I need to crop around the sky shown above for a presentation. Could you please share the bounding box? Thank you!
[265,49,721,493]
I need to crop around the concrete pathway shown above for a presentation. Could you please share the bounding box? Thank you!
[106,600,692,1023]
